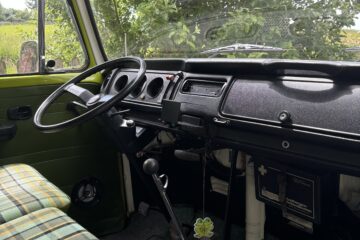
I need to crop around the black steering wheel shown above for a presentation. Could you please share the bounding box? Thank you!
[34,56,146,132]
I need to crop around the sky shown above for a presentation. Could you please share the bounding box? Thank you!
[2,0,360,30]
[0,0,26,10]
[354,19,360,30]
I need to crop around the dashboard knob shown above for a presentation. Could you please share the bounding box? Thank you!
[166,75,175,81]
[126,119,135,127]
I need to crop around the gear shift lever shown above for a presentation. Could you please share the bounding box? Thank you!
[143,158,185,240]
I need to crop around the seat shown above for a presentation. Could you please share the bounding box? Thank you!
[0,207,98,239]
[0,164,70,224]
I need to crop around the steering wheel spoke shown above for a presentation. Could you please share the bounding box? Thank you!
[98,94,115,103]
[64,84,95,103]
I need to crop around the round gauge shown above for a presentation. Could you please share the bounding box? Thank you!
[130,75,147,98]
[146,77,164,98]
[114,75,128,92]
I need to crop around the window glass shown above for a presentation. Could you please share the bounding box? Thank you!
[90,0,360,62]
[45,0,86,70]
[0,0,38,75]
[0,0,86,76]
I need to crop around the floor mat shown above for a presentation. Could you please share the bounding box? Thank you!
[101,210,170,240]
[101,206,251,240]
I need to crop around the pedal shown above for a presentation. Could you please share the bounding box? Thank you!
[138,201,150,216]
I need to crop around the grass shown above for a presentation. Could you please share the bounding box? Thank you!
[342,30,360,47]
[0,24,35,73]
[0,23,54,74]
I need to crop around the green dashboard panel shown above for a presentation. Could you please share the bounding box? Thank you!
[0,72,102,89]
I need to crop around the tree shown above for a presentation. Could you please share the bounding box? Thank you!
[0,3,4,21]
[90,0,204,58]
[45,0,85,67]
[177,0,360,60]
[43,0,359,61]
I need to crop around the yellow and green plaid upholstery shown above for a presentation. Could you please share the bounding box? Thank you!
[0,164,70,224]
[0,207,98,239]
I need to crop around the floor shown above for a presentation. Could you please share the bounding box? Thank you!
[101,206,256,240]
[101,209,169,240]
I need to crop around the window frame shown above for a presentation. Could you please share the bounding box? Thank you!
[85,1,109,61]
[0,0,90,77]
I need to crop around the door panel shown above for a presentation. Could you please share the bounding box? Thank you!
[0,81,127,235]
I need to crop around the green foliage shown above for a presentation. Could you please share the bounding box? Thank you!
[207,0,360,60]
[0,0,85,73]
[1,0,360,73]
[0,6,32,22]
[215,8,266,45]
[45,0,85,68]
[0,23,58,74]
[90,0,204,58]
[90,0,360,61]
[0,0,37,73]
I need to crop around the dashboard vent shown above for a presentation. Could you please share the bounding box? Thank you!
[181,79,226,97]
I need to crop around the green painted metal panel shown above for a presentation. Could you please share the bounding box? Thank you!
[0,72,102,89]
[0,83,127,235]
[0,0,125,235]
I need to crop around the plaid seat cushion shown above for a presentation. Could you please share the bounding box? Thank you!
[0,207,97,240]
[0,164,70,224]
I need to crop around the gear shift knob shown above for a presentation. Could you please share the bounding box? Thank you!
[142,157,185,240]
[143,158,159,175]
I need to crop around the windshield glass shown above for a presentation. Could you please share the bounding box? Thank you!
[89,0,360,62]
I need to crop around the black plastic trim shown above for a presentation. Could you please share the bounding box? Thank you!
[180,78,226,97]
[0,123,17,141]
[142,59,360,81]
[213,137,360,177]
[84,0,108,61]
[38,0,46,73]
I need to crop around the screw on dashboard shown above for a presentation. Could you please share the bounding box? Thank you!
[278,110,291,123]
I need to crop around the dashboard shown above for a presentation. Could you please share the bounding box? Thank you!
[104,59,360,176]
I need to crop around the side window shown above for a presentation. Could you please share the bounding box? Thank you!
[0,0,87,76]
[0,0,38,75]
[45,0,86,70]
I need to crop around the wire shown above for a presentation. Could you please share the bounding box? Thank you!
[202,154,206,218]
[202,141,212,218]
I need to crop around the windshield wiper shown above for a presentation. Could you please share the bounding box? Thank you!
[201,43,285,58]
[345,46,360,52]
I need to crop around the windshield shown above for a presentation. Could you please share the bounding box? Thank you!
[89,0,360,62]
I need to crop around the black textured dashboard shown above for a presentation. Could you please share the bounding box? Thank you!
[221,77,360,138]
[106,59,360,176]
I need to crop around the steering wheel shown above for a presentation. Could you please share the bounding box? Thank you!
[33,56,146,132]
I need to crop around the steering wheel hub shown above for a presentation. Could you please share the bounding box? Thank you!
[87,95,101,106]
